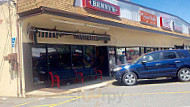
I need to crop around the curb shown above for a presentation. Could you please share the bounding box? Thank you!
[26,80,115,97]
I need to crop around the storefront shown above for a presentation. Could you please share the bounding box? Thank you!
[20,5,190,92]
[2,0,190,97]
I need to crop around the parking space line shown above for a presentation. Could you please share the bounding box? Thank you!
[31,97,81,107]
[14,100,40,107]
[51,91,190,99]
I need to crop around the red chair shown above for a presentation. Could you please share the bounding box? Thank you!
[94,68,103,80]
[49,71,60,88]
[74,69,84,84]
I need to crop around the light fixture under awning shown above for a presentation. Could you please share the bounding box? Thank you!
[30,28,111,43]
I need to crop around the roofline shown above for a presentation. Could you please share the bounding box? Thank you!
[117,0,190,26]
[18,6,190,40]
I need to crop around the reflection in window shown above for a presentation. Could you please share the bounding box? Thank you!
[116,48,126,65]
[109,47,116,69]
[48,45,71,71]
[143,52,160,62]
[72,46,84,69]
[32,46,47,85]
[126,47,140,63]
[85,46,95,68]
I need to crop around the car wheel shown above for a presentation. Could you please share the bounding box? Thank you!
[178,68,190,82]
[122,72,137,86]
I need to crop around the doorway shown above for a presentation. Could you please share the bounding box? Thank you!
[96,46,109,76]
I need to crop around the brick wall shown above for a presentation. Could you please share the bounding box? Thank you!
[17,0,190,37]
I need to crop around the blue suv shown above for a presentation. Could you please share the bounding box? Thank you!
[111,50,190,86]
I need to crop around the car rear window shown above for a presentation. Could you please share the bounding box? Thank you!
[176,51,187,58]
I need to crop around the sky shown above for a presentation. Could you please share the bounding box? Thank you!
[130,0,190,24]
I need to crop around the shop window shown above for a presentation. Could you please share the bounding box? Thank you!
[109,47,116,69]
[146,47,151,53]
[84,46,95,68]
[151,48,154,52]
[116,47,126,65]
[153,48,159,51]
[32,45,48,85]
[71,45,84,69]
[48,45,71,71]
[140,47,145,55]
[126,47,140,63]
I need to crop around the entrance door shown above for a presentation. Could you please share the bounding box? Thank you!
[96,46,109,76]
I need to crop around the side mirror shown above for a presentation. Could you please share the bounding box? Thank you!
[141,61,147,65]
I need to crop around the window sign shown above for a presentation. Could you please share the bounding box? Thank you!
[140,10,157,26]
[173,21,182,33]
[160,17,172,30]
[85,0,120,16]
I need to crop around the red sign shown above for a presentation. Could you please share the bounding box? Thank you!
[160,17,172,30]
[140,10,157,26]
[84,0,120,16]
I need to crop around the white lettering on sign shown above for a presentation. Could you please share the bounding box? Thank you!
[90,0,117,12]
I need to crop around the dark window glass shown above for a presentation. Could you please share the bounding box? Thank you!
[126,47,140,63]
[32,45,47,85]
[177,52,187,58]
[143,52,160,62]
[48,45,71,71]
[71,45,84,69]
[163,52,177,59]
[84,46,95,68]
[116,47,126,65]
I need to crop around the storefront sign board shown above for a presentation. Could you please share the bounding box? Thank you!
[84,0,120,16]
[140,10,157,26]
[160,17,172,30]
[173,21,182,33]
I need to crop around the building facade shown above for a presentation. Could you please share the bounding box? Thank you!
[0,0,190,97]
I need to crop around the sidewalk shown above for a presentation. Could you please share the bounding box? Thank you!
[26,77,115,97]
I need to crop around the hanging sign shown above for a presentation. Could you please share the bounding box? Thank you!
[85,0,120,16]
[173,21,182,33]
[31,29,110,42]
[140,10,157,26]
[160,17,172,30]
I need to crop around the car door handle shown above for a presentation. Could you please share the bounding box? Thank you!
[175,61,181,63]
[155,63,161,66]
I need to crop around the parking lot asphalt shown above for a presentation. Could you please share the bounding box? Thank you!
[1,78,190,107]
